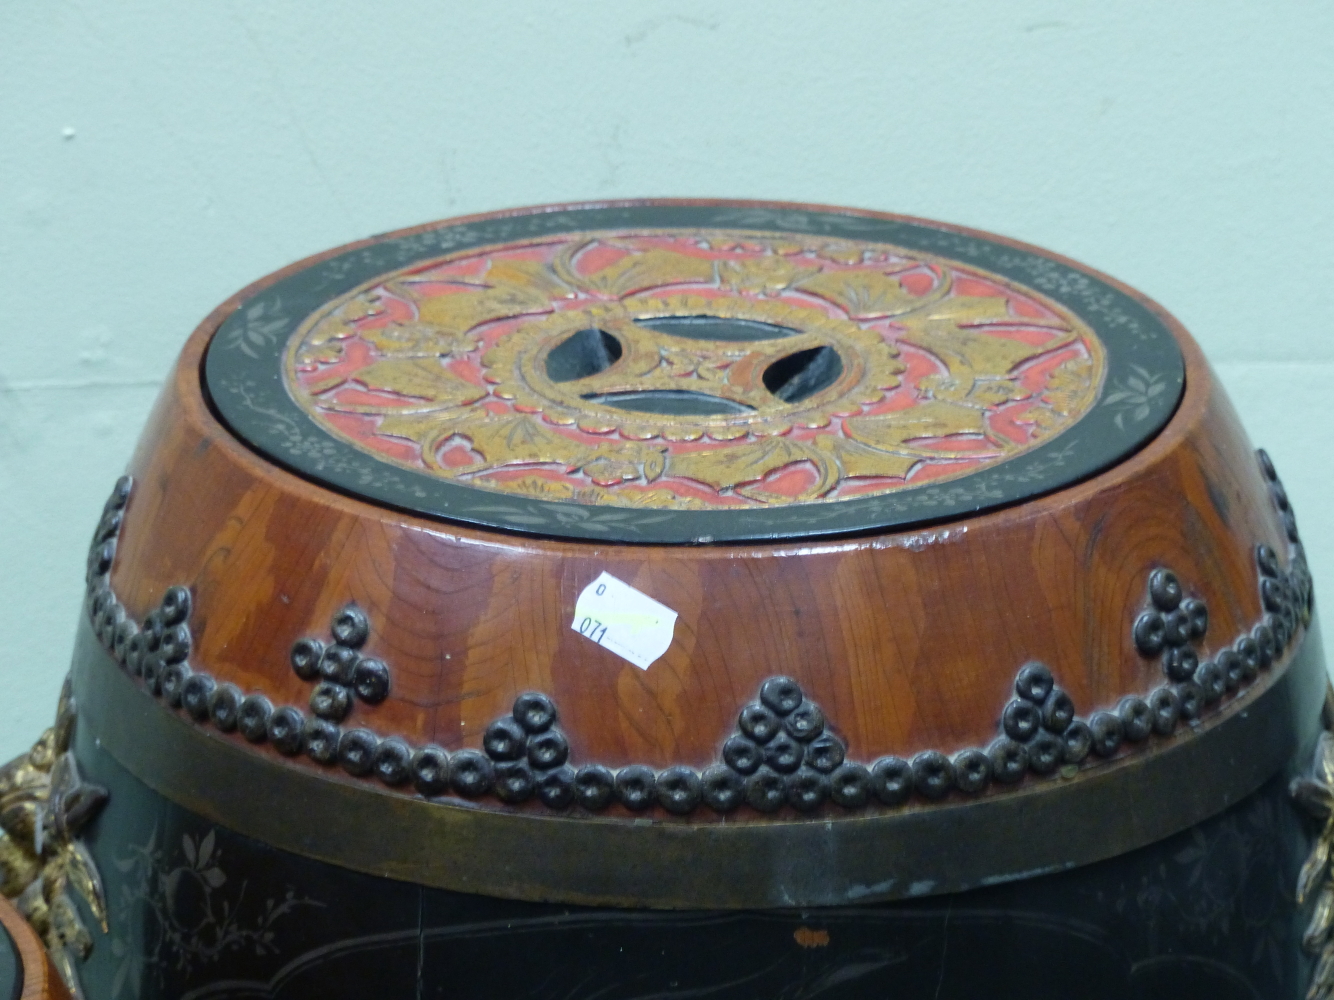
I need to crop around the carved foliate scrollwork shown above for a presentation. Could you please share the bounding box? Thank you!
[283,229,1104,511]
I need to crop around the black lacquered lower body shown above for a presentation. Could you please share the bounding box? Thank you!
[65,715,1318,1000]
[0,920,19,1000]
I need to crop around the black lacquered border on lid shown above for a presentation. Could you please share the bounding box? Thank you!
[203,202,1185,544]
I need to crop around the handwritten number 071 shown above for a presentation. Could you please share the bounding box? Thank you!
[579,617,608,643]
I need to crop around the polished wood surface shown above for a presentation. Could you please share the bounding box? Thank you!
[0,897,71,1000]
[107,201,1289,821]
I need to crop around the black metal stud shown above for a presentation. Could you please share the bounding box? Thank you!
[1014,662,1054,703]
[573,764,615,811]
[744,768,786,813]
[160,662,191,708]
[1195,660,1225,704]
[141,653,163,697]
[493,761,535,803]
[107,475,133,510]
[1117,696,1152,742]
[759,676,803,715]
[304,718,341,765]
[910,750,954,800]
[1216,649,1245,692]
[1148,568,1182,611]
[1002,699,1041,742]
[656,766,702,814]
[483,717,527,761]
[1181,598,1208,640]
[829,762,872,808]
[1041,689,1076,733]
[722,735,762,775]
[268,706,306,756]
[1088,711,1124,757]
[160,624,191,664]
[1027,731,1063,775]
[953,748,991,793]
[290,638,324,680]
[537,766,576,809]
[1062,720,1093,764]
[615,764,657,811]
[330,604,370,648]
[181,673,216,721]
[527,729,570,770]
[141,611,164,653]
[1270,611,1291,651]
[94,509,122,545]
[700,764,744,812]
[1258,448,1277,481]
[871,756,914,806]
[318,645,358,686]
[88,540,115,578]
[373,738,412,786]
[762,733,803,774]
[411,745,450,796]
[124,631,147,676]
[353,658,391,704]
[1147,686,1179,736]
[450,750,495,797]
[1175,681,1204,721]
[988,738,1027,784]
[1162,646,1199,683]
[1253,623,1276,668]
[786,768,830,812]
[1261,578,1286,613]
[783,702,825,741]
[1284,508,1300,543]
[160,586,191,626]
[236,698,272,746]
[804,733,846,774]
[208,684,243,733]
[1162,608,1191,647]
[338,728,379,777]
[738,703,781,744]
[310,681,352,721]
[513,692,557,733]
[1233,636,1260,682]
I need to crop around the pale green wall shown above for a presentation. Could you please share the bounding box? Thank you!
[2,2,1331,760]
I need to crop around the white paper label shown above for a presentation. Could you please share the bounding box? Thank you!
[571,571,678,670]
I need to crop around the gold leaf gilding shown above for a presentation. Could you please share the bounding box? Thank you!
[815,436,919,481]
[1,678,109,999]
[347,358,487,409]
[797,267,933,319]
[449,414,591,472]
[567,247,715,298]
[844,400,989,457]
[669,438,835,500]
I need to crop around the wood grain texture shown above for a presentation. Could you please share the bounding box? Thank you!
[105,201,1290,823]
[0,896,71,1000]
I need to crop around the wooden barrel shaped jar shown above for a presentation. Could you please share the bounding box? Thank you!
[2,200,1329,999]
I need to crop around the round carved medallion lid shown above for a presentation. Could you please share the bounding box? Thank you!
[204,202,1183,542]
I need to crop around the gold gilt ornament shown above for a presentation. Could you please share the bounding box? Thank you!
[1292,725,1334,999]
[0,676,108,999]
[285,230,1105,510]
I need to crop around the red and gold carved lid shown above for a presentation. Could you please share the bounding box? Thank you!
[206,203,1182,542]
